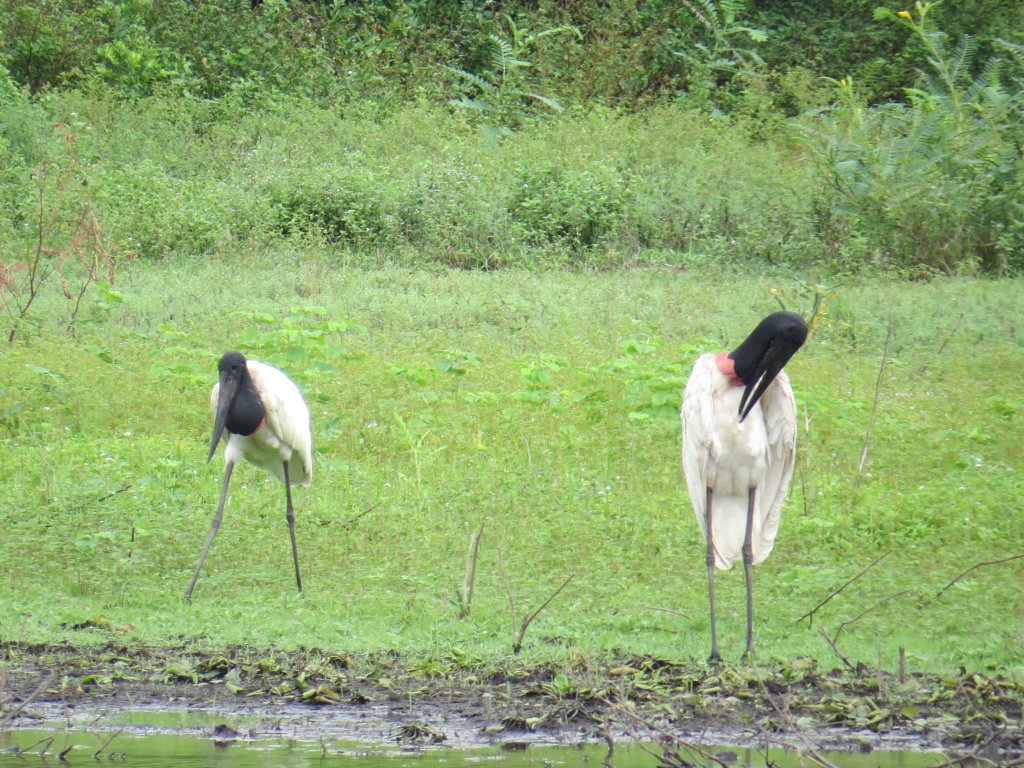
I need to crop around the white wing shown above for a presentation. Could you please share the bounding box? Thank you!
[750,368,797,564]
[682,355,797,569]
[681,354,719,551]
[247,360,313,485]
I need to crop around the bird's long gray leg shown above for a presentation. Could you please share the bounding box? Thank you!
[705,486,720,663]
[283,461,303,593]
[742,485,756,659]
[185,460,234,602]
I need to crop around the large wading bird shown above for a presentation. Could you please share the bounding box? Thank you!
[681,311,807,661]
[184,351,312,602]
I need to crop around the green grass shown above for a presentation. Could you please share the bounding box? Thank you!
[0,257,1022,676]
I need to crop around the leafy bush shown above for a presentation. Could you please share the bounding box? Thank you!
[266,165,409,247]
[508,162,631,249]
[799,3,1023,274]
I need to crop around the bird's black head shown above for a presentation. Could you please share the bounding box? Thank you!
[218,350,248,376]
[209,350,262,461]
[730,311,808,422]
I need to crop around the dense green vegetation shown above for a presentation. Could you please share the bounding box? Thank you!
[0,0,1021,280]
[0,1,1021,679]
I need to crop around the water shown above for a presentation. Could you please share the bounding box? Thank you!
[0,702,946,768]
[0,725,945,768]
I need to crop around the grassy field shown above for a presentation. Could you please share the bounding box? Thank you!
[0,256,1022,677]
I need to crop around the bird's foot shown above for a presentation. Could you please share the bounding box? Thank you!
[741,648,755,663]
[707,650,722,665]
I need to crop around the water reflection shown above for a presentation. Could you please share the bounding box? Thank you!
[0,728,944,768]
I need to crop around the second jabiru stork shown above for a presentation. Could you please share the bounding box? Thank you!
[184,351,312,602]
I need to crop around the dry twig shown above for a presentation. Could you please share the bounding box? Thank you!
[833,588,916,641]
[795,552,889,627]
[854,306,894,484]
[642,605,692,620]
[92,728,122,759]
[604,697,732,768]
[458,521,485,618]
[0,672,54,724]
[513,573,576,654]
[934,553,1024,600]
[818,626,855,671]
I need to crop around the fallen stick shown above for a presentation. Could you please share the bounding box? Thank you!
[513,573,576,655]
[0,672,53,724]
[458,521,485,619]
[818,626,854,671]
[92,728,123,759]
[795,552,889,627]
[833,588,916,641]
[855,306,894,484]
[934,553,1024,600]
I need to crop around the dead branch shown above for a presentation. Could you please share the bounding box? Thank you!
[11,735,54,757]
[0,672,53,724]
[758,698,842,768]
[854,306,894,484]
[458,521,485,619]
[341,503,378,530]
[818,626,855,671]
[930,744,1024,768]
[833,588,916,641]
[795,552,889,627]
[496,547,516,644]
[513,573,576,655]
[934,553,1024,600]
[92,728,122,759]
[604,697,733,768]
[915,312,963,376]
[642,605,692,620]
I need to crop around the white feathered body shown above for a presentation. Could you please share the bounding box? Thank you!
[681,353,797,570]
[210,360,312,486]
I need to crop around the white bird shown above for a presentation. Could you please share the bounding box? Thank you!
[681,311,807,661]
[184,351,312,602]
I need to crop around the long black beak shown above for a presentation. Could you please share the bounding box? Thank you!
[737,343,794,423]
[208,369,240,461]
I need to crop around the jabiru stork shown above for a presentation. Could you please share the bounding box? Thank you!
[681,311,807,660]
[184,351,312,602]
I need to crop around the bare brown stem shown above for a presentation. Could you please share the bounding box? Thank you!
[818,626,855,671]
[513,572,576,655]
[0,672,53,725]
[458,521,485,619]
[854,306,894,485]
[92,728,123,759]
[934,553,1024,599]
[642,605,692,620]
[795,552,889,627]
[833,588,916,641]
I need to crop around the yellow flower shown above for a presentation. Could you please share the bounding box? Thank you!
[840,78,848,88]
[897,10,912,19]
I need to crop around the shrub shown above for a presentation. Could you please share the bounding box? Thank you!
[265,165,407,247]
[799,4,1024,274]
[507,161,631,249]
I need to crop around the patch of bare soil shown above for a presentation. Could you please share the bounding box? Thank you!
[1,641,1021,762]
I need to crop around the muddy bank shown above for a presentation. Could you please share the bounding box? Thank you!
[1,641,1021,758]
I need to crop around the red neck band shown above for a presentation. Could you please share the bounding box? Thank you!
[715,352,744,387]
